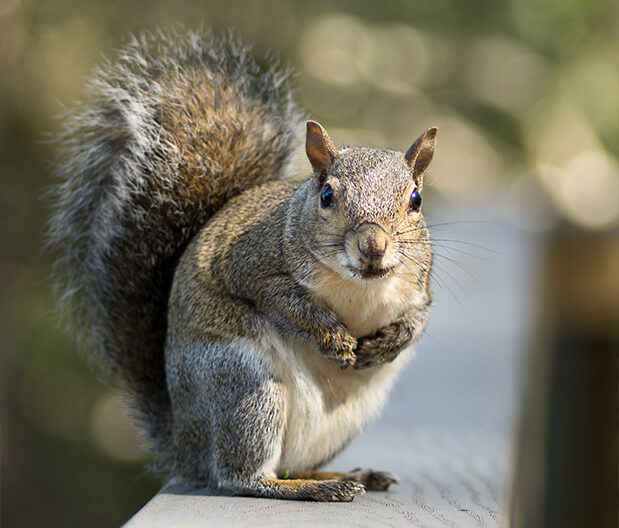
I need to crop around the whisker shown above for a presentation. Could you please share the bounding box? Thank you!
[430,265,467,314]
[398,249,467,313]
[431,242,490,266]
[432,253,479,282]
[317,243,344,250]
[398,239,493,262]
[395,226,428,236]
[432,260,466,294]
[397,251,431,276]
[425,220,499,230]
[430,238,497,255]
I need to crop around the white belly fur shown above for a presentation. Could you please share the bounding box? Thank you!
[248,330,414,475]
[258,267,428,475]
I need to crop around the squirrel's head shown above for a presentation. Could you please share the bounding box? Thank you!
[301,120,436,281]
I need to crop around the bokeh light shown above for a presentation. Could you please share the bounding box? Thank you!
[90,391,150,462]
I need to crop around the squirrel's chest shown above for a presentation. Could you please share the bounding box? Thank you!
[309,268,424,337]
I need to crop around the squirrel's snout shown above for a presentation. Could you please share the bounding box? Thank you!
[354,223,392,268]
[357,233,388,260]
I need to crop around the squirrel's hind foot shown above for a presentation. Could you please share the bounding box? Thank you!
[253,478,365,502]
[294,469,398,492]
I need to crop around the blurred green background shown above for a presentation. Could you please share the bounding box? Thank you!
[1,0,618,526]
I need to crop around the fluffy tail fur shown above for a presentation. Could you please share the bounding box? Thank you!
[47,29,304,454]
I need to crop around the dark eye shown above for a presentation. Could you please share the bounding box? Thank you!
[320,183,334,208]
[409,189,422,212]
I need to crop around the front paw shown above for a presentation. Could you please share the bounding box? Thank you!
[320,331,357,369]
[353,321,412,370]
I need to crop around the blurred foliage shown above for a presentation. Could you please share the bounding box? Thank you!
[0,0,617,526]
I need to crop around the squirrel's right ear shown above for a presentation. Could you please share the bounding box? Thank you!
[306,121,338,180]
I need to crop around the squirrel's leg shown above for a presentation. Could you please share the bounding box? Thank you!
[166,340,365,501]
[252,276,357,368]
[294,469,398,491]
[165,340,284,486]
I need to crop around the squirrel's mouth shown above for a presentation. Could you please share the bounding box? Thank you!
[347,265,395,280]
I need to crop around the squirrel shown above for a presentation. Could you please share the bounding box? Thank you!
[48,29,436,502]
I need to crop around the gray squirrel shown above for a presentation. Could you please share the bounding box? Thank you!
[48,29,436,502]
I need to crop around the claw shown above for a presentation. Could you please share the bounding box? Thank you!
[338,354,356,370]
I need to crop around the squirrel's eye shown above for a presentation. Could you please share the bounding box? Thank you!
[409,189,422,212]
[320,183,334,208]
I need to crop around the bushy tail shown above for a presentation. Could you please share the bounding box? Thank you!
[47,29,304,451]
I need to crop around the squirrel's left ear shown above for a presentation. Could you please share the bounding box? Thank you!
[405,127,437,185]
[306,120,338,182]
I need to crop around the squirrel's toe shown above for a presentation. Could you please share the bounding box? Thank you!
[346,468,399,491]
[337,353,356,370]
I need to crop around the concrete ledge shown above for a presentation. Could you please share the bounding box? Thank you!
[126,427,506,527]
[127,477,499,528]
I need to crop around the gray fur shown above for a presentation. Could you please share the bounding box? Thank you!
[165,341,285,487]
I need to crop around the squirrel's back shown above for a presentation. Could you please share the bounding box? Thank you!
[48,29,304,447]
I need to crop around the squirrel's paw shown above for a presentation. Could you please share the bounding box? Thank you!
[320,332,357,369]
[353,321,412,370]
[352,346,396,370]
[345,468,399,491]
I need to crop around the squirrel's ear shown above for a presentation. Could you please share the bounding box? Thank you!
[405,127,437,185]
[306,120,338,179]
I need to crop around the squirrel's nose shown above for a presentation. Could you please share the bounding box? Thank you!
[356,223,390,262]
